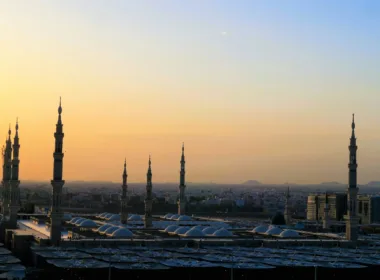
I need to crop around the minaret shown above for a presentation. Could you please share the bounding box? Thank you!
[50,97,65,245]
[9,120,21,227]
[323,192,329,230]
[144,156,153,228]
[178,143,186,215]
[2,127,13,217]
[284,186,291,225]
[120,159,128,224]
[1,145,6,214]
[346,114,359,241]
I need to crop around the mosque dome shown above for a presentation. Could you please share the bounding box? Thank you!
[202,227,217,235]
[190,225,203,231]
[104,226,120,235]
[97,224,113,234]
[74,218,86,226]
[164,225,179,233]
[279,229,299,238]
[174,227,190,235]
[252,225,268,234]
[178,215,192,221]
[99,213,108,218]
[170,214,180,220]
[265,227,283,235]
[69,217,81,224]
[107,214,120,221]
[111,228,133,238]
[79,219,98,228]
[104,213,113,219]
[63,213,72,221]
[164,213,174,219]
[184,228,205,237]
[128,215,142,221]
[213,228,233,237]
[294,222,305,230]
[271,212,286,225]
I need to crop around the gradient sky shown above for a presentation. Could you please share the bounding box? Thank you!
[0,0,379,184]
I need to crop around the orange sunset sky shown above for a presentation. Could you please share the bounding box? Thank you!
[0,1,379,184]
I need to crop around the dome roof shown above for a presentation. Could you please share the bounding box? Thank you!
[104,213,113,219]
[252,225,268,233]
[69,217,81,224]
[279,229,299,238]
[164,213,174,219]
[97,224,113,233]
[99,213,108,218]
[265,227,283,235]
[104,226,120,235]
[164,225,179,233]
[178,215,192,221]
[111,228,133,238]
[170,214,180,220]
[202,227,217,235]
[174,227,190,235]
[79,219,98,228]
[191,225,203,231]
[128,215,142,221]
[74,218,86,225]
[294,222,305,230]
[184,228,205,237]
[63,213,72,221]
[107,214,120,221]
[213,228,233,237]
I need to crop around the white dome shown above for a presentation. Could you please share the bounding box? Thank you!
[265,227,283,235]
[252,225,268,233]
[111,228,133,238]
[69,217,81,224]
[213,228,233,237]
[164,213,174,219]
[178,215,192,221]
[63,213,72,221]
[184,228,205,237]
[174,227,190,235]
[104,213,113,219]
[97,224,113,233]
[202,227,217,235]
[104,226,120,235]
[170,214,180,220]
[279,229,300,238]
[165,225,179,233]
[128,215,142,221]
[99,213,108,218]
[107,214,120,221]
[79,219,98,228]
[74,218,86,226]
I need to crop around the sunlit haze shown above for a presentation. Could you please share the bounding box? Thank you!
[0,1,379,184]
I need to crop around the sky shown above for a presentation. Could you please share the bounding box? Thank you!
[0,0,379,184]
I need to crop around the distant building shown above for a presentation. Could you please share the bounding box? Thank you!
[307,193,347,221]
[357,195,380,224]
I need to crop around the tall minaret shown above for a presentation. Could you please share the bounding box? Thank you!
[1,145,6,214]
[9,120,21,227]
[2,127,13,217]
[323,192,329,230]
[120,159,128,224]
[178,143,186,215]
[50,97,65,245]
[284,186,291,225]
[346,114,359,241]
[144,156,153,228]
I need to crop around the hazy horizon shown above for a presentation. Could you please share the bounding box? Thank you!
[1,1,379,184]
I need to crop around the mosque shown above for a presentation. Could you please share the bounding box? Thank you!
[0,100,378,280]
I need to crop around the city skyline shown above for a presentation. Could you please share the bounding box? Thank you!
[1,1,380,184]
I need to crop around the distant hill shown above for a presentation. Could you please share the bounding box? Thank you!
[242,180,262,186]
[367,181,380,186]
[320,182,343,185]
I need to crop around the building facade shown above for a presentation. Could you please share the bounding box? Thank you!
[307,193,347,222]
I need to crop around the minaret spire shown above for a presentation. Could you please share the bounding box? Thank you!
[284,186,291,225]
[50,97,65,245]
[346,113,359,241]
[323,192,329,230]
[178,143,187,215]
[144,155,153,228]
[9,119,21,227]
[120,158,129,224]
[2,126,13,217]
